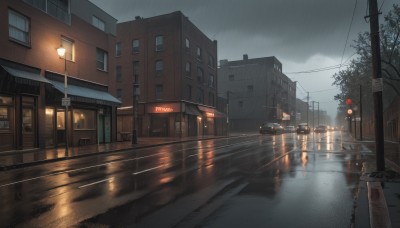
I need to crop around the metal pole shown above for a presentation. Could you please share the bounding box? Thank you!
[317,102,319,126]
[312,101,315,130]
[369,0,385,171]
[64,57,68,152]
[226,90,230,136]
[360,85,363,140]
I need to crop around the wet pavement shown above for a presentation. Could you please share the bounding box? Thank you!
[0,132,399,227]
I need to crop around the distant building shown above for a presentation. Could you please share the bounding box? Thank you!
[218,55,296,132]
[0,0,120,151]
[114,11,223,138]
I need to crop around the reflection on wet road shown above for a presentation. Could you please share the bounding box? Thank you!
[0,131,370,227]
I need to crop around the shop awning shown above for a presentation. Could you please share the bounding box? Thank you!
[185,105,202,116]
[50,80,121,105]
[1,65,51,84]
[198,106,226,118]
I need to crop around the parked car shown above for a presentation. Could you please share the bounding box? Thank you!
[284,125,296,133]
[260,123,284,134]
[314,125,328,133]
[296,123,310,134]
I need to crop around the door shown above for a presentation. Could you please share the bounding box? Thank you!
[56,110,66,146]
[98,114,104,143]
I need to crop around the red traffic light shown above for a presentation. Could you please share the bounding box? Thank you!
[346,98,352,105]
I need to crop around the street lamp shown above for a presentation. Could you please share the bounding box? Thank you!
[57,46,69,152]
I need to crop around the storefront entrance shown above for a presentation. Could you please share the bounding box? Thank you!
[151,115,168,137]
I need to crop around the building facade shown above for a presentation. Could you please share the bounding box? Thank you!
[218,55,296,132]
[0,0,120,152]
[114,11,221,138]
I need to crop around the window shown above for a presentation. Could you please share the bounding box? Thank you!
[209,92,215,106]
[61,37,74,61]
[247,85,254,93]
[185,38,190,49]
[156,35,164,51]
[92,15,105,31]
[24,0,70,23]
[238,101,243,108]
[197,67,204,83]
[96,48,108,71]
[0,107,10,129]
[187,85,192,100]
[115,42,121,57]
[155,60,163,75]
[22,108,32,132]
[133,61,139,83]
[156,85,163,100]
[208,54,214,67]
[73,109,95,130]
[185,62,191,77]
[196,46,202,59]
[116,65,122,82]
[47,0,70,23]
[229,74,234,81]
[209,74,215,88]
[116,89,122,100]
[23,0,45,11]
[197,88,204,104]
[132,39,139,53]
[8,10,30,45]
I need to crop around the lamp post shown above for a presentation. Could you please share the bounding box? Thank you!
[132,83,140,144]
[57,46,69,152]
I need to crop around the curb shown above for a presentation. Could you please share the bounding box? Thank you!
[367,181,391,228]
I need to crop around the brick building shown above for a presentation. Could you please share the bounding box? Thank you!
[218,55,296,132]
[114,11,222,138]
[0,0,120,151]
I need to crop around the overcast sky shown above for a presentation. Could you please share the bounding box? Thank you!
[90,0,397,122]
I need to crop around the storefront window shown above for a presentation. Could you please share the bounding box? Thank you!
[22,108,32,132]
[45,108,54,146]
[0,96,12,105]
[57,111,65,130]
[73,109,95,130]
[0,107,10,129]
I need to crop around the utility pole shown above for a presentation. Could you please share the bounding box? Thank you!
[312,101,315,130]
[307,92,309,124]
[317,102,319,126]
[226,90,230,136]
[360,85,363,140]
[368,0,385,171]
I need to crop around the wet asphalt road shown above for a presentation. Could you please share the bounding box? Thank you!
[0,131,372,227]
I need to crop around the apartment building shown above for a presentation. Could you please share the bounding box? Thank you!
[114,11,221,138]
[218,55,297,131]
[0,0,120,151]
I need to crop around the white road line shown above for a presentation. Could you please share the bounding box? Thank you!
[78,177,114,189]
[132,164,165,175]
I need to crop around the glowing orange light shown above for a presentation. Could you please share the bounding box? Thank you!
[155,106,174,113]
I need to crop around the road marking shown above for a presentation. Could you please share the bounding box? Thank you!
[78,177,114,189]
[132,164,165,175]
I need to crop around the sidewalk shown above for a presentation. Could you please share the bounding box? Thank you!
[355,136,400,228]
[0,135,229,170]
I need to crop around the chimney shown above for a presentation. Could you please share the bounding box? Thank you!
[243,54,248,60]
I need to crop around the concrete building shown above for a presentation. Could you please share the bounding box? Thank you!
[218,55,296,132]
[114,11,222,138]
[0,0,120,151]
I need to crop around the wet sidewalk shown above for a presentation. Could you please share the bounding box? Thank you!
[355,137,400,228]
[0,135,229,170]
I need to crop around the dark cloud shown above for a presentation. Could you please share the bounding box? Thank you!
[89,0,397,118]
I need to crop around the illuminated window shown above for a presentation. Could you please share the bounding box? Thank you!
[73,109,95,130]
[0,107,10,129]
[8,10,30,45]
[22,108,32,132]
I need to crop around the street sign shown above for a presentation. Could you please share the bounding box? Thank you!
[62,98,70,106]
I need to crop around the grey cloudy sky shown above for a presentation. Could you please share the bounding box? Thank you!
[90,0,397,122]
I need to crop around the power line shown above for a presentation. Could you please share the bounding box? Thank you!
[340,0,358,71]
[285,63,350,74]
[309,88,338,93]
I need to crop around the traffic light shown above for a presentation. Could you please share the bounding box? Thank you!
[347,109,353,116]
[346,98,352,105]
